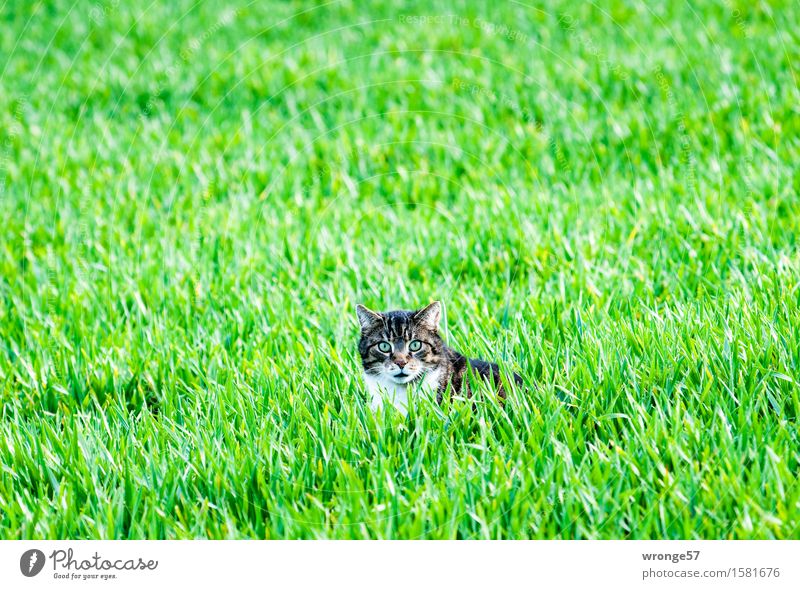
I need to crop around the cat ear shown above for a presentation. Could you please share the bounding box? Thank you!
[356,304,382,330]
[414,301,441,331]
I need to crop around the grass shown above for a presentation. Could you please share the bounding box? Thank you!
[0,0,798,539]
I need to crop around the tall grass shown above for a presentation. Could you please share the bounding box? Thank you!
[0,0,798,538]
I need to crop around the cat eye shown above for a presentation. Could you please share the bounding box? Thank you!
[409,340,422,352]
[376,341,391,353]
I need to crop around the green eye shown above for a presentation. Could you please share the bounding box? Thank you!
[409,340,422,352]
[377,341,391,353]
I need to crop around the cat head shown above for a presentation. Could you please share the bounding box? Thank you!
[356,301,444,385]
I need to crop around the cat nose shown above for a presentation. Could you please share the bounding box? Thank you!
[394,357,408,368]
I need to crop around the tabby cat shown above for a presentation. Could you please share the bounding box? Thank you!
[356,301,522,414]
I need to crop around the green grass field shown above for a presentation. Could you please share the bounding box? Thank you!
[1,0,798,539]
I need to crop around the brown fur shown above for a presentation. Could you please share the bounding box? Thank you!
[356,301,522,403]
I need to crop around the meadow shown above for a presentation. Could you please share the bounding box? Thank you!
[0,0,798,539]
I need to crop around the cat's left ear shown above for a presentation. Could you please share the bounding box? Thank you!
[356,304,382,331]
[414,301,441,331]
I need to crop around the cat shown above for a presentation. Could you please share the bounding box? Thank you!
[356,301,522,415]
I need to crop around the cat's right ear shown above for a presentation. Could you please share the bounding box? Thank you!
[414,301,441,331]
[356,304,382,331]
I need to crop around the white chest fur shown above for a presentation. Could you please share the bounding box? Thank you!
[364,368,443,416]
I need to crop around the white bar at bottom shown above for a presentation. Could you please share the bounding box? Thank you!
[1,540,797,588]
